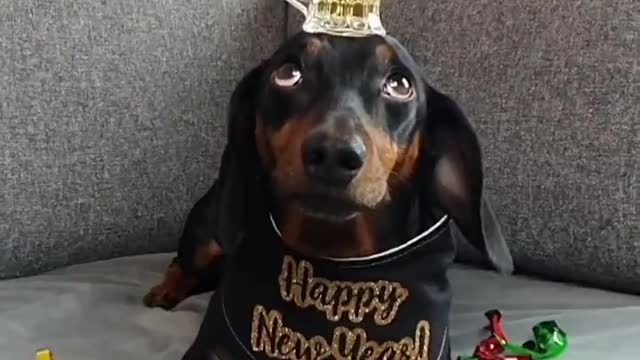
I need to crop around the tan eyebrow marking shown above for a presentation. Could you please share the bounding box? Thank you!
[376,44,394,64]
[307,37,327,56]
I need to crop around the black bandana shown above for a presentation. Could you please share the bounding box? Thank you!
[184,211,456,360]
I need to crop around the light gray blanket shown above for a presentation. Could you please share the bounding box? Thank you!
[1,254,639,359]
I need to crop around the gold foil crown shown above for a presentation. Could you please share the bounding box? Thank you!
[286,0,386,37]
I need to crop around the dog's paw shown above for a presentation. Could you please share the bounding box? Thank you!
[143,283,186,310]
[143,263,197,310]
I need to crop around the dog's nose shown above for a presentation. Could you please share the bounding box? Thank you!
[302,132,367,187]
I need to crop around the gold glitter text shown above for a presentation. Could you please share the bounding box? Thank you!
[278,256,409,325]
[251,305,430,360]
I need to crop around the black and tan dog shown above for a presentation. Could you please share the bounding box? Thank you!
[144,31,513,360]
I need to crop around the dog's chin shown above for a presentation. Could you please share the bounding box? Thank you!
[294,194,363,223]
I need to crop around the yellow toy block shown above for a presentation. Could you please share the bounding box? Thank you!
[36,349,55,360]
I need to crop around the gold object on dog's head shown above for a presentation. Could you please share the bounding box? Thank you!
[286,0,386,37]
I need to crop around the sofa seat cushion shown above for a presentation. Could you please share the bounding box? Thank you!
[1,254,638,360]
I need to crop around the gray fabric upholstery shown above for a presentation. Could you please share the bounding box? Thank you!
[0,0,286,279]
[289,1,640,293]
[2,254,639,359]
[2,0,638,293]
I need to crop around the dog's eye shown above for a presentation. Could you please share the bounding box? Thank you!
[273,63,302,88]
[383,73,414,101]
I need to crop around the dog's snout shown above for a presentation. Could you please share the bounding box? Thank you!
[302,131,367,187]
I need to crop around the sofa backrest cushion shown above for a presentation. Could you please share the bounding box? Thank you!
[0,0,286,279]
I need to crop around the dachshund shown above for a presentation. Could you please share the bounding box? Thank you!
[144,31,513,360]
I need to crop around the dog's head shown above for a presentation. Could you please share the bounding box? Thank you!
[215,32,512,273]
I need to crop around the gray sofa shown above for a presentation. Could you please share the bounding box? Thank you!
[1,1,638,359]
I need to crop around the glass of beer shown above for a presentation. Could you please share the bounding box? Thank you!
[287,0,386,37]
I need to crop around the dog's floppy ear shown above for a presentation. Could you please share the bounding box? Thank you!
[214,63,268,252]
[419,85,514,274]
